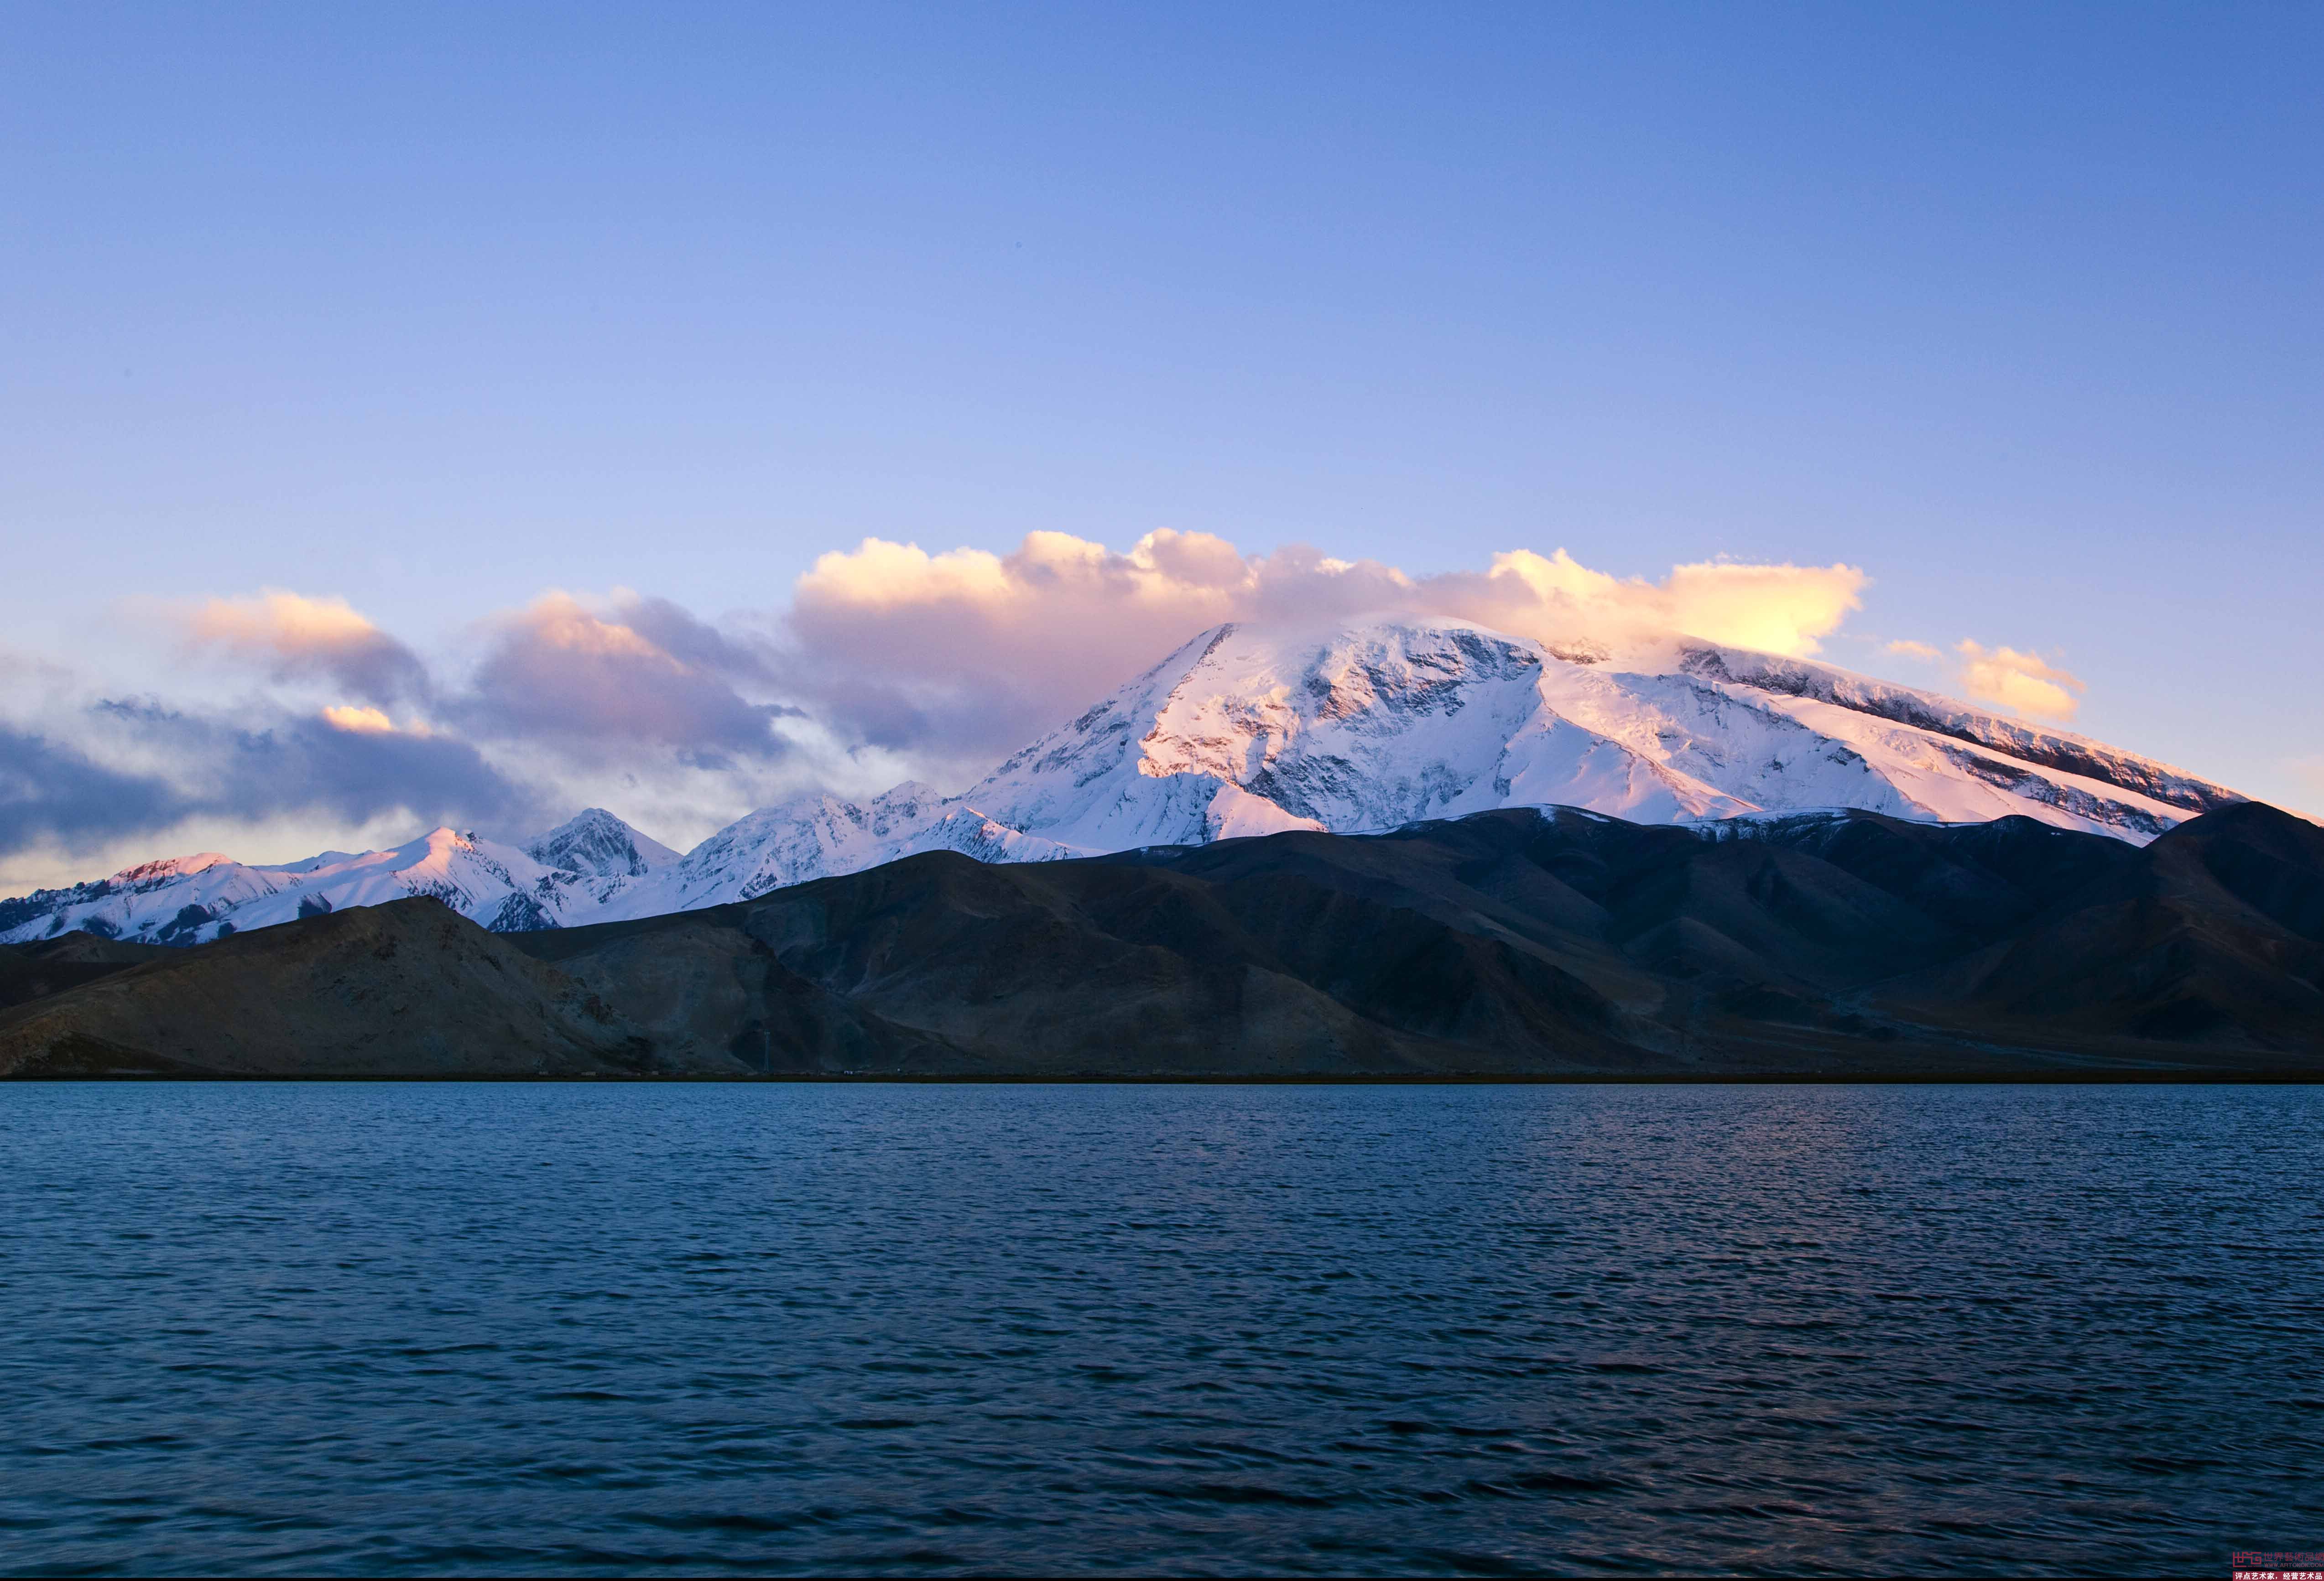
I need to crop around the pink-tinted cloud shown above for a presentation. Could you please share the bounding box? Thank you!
[1955,640,2086,723]
[181,590,430,705]
[461,593,789,762]
[784,530,1866,760]
[15,537,1885,864]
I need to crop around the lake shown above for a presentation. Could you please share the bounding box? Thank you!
[1,1082,2316,1576]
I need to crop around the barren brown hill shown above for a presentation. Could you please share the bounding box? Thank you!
[0,934,171,1014]
[0,900,701,1077]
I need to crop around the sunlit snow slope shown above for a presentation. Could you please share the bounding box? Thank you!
[1,619,2245,942]
[600,618,2242,917]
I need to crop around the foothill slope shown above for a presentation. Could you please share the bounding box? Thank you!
[4,802,2316,1080]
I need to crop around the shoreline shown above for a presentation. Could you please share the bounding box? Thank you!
[10,1069,2321,1085]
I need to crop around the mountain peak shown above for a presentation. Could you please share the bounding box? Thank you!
[581,613,2247,925]
[523,808,678,879]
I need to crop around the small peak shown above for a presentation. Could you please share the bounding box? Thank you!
[872,780,942,811]
[524,806,677,875]
[2162,798,2323,853]
[112,852,233,884]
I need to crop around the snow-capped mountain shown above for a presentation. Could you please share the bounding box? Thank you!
[0,811,672,947]
[598,617,2242,919]
[0,617,2247,944]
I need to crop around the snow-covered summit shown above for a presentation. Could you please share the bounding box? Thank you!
[520,807,679,908]
[983,616,2236,834]
[0,616,2247,943]
[599,615,2243,919]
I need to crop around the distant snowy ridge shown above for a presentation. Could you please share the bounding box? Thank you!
[1672,645,2230,817]
[0,616,2246,946]
[0,810,673,947]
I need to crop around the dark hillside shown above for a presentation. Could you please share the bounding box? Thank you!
[6,805,2319,1078]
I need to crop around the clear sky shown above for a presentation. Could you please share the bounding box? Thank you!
[0,2,2317,882]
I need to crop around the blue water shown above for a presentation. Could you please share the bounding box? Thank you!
[1,1083,2317,1577]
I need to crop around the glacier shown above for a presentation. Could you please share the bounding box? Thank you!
[0,616,2245,946]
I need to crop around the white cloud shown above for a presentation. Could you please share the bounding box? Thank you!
[1884,639,1942,660]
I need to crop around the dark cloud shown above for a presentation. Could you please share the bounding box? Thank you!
[610,595,780,684]
[316,633,431,706]
[206,713,542,832]
[790,669,1032,763]
[0,702,544,863]
[0,727,189,856]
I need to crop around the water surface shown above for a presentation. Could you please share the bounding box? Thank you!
[2,1082,2317,1576]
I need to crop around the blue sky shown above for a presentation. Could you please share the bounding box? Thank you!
[0,2,2317,876]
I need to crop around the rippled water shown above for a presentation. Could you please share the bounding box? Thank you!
[1,1082,2318,1576]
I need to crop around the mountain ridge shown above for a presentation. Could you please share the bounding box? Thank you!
[0,616,2253,947]
[4,800,2315,1079]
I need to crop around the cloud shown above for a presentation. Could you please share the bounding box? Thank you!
[321,704,397,734]
[94,699,541,832]
[609,593,780,684]
[459,593,790,764]
[1955,640,2086,723]
[785,530,1865,761]
[1475,549,1866,658]
[229,712,539,830]
[0,587,805,869]
[0,727,188,858]
[0,536,1891,871]
[1881,634,2090,727]
[182,590,430,705]
[0,697,545,865]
